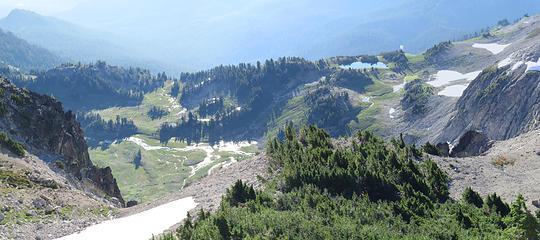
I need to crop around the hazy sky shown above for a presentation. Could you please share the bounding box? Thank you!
[0,0,87,17]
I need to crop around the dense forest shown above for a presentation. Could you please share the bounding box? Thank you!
[76,112,137,147]
[160,57,331,143]
[160,56,388,144]
[304,87,355,135]
[158,125,540,239]
[12,61,170,111]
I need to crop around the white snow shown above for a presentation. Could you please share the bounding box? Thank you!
[393,83,405,92]
[181,141,256,177]
[472,43,510,54]
[393,78,406,93]
[361,96,375,108]
[389,108,396,119]
[361,96,371,102]
[525,58,540,72]
[127,137,165,151]
[56,197,197,240]
[438,84,468,97]
[426,70,481,87]
[126,137,256,178]
[512,61,524,71]
[498,57,513,68]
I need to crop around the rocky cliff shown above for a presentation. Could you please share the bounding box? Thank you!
[0,77,124,206]
[439,45,540,143]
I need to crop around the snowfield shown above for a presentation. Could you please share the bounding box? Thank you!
[427,70,481,87]
[438,84,469,97]
[498,57,513,68]
[57,197,196,240]
[126,137,256,177]
[526,58,540,72]
[472,43,510,54]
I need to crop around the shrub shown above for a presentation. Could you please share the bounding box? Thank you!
[0,169,33,188]
[485,193,510,216]
[422,141,441,156]
[10,93,25,106]
[462,187,483,208]
[491,155,515,167]
[55,161,65,170]
[0,131,25,157]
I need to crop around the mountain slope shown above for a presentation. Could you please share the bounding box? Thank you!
[0,27,61,71]
[0,9,171,73]
[0,77,125,239]
[57,0,540,71]
[12,61,169,111]
[436,15,540,142]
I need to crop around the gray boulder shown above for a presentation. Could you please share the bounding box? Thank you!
[450,130,493,158]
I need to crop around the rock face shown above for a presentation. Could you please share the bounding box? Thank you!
[0,78,124,206]
[439,48,540,143]
[126,200,138,208]
[436,142,450,157]
[449,130,493,158]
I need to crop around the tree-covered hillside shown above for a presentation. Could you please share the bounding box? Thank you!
[159,126,540,239]
[0,28,61,71]
[159,56,387,144]
[12,61,170,111]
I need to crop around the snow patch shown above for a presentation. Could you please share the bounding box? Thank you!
[389,108,396,119]
[127,137,165,151]
[498,57,513,68]
[393,78,406,93]
[427,70,481,87]
[472,43,510,54]
[512,61,524,71]
[525,58,540,72]
[438,84,468,97]
[56,197,196,240]
[126,136,257,178]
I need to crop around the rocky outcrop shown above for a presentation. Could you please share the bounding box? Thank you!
[449,130,493,158]
[436,142,450,157]
[0,78,124,206]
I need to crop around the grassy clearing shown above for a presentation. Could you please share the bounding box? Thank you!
[364,79,393,96]
[348,90,402,136]
[93,80,184,135]
[89,140,195,203]
[266,95,308,139]
[405,53,425,65]
[89,131,258,202]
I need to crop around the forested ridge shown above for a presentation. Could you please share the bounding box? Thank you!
[12,61,171,111]
[158,126,540,240]
[160,57,332,143]
[76,112,137,147]
[159,55,390,144]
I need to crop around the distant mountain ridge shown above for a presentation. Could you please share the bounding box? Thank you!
[55,0,540,71]
[0,9,174,74]
[0,27,61,71]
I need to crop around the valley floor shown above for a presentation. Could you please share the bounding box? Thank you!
[55,153,268,240]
